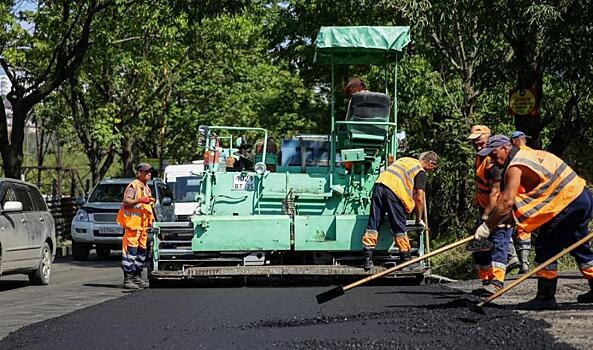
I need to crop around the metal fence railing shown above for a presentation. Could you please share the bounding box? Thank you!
[46,197,78,241]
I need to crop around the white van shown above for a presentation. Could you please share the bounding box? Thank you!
[163,162,203,221]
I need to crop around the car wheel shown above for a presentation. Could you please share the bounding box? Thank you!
[96,248,111,257]
[72,241,90,261]
[29,242,52,285]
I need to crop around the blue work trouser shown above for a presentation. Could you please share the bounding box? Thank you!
[535,189,593,280]
[363,184,408,251]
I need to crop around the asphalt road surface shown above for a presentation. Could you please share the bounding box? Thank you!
[1,256,593,349]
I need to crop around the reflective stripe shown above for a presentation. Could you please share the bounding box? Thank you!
[579,261,593,270]
[512,157,555,179]
[492,262,507,270]
[392,164,414,185]
[516,171,577,223]
[385,168,413,199]
[515,162,568,209]
[122,261,135,267]
[393,232,407,237]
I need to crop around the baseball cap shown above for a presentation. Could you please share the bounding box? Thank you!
[477,135,511,156]
[510,131,531,139]
[467,125,491,140]
[136,163,154,172]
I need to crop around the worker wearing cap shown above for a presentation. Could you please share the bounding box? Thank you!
[117,163,156,289]
[467,127,513,296]
[475,135,593,310]
[506,130,533,273]
[361,151,438,271]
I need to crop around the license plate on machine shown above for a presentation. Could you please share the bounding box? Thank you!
[232,174,255,191]
[99,227,122,234]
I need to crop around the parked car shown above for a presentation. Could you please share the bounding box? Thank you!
[0,178,56,285]
[71,177,175,261]
[163,162,203,221]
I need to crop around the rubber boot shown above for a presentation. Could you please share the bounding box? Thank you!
[517,278,558,310]
[123,272,140,290]
[518,249,530,274]
[576,279,593,303]
[363,247,374,271]
[132,272,149,288]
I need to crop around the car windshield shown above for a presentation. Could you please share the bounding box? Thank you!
[89,183,156,202]
[167,176,201,203]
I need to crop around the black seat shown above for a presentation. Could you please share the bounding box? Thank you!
[345,92,391,156]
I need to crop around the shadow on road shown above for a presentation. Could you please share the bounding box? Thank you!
[83,283,123,289]
[54,254,121,269]
[0,280,31,292]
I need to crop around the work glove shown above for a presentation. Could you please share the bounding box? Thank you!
[480,214,489,222]
[139,196,153,204]
[474,222,491,240]
[416,219,426,229]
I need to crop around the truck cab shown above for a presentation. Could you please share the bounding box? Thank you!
[163,162,204,221]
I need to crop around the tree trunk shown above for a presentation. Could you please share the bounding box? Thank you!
[1,105,28,179]
[546,96,578,157]
[121,136,136,177]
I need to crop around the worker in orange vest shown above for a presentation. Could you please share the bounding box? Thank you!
[361,151,438,270]
[117,163,155,289]
[475,135,593,310]
[467,127,513,297]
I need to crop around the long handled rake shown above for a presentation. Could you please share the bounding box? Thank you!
[470,229,593,315]
[316,236,474,304]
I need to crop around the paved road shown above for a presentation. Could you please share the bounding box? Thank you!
[0,254,125,340]
[2,257,593,349]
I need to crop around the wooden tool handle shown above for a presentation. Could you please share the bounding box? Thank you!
[343,236,474,292]
[482,229,593,305]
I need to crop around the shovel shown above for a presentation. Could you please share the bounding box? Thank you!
[316,235,474,304]
[470,229,593,315]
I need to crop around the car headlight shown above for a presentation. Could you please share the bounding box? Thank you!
[73,209,90,222]
[254,162,267,175]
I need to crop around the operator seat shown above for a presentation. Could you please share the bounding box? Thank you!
[345,92,391,157]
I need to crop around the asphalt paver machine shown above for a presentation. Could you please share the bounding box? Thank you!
[149,26,430,285]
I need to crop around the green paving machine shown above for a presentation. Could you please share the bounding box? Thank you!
[149,26,430,284]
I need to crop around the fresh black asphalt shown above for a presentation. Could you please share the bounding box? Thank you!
[0,283,573,350]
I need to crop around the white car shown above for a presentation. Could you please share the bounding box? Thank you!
[70,177,175,260]
[0,178,56,285]
[163,163,203,221]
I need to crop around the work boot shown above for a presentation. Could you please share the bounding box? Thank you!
[518,250,530,274]
[506,256,520,273]
[516,278,558,310]
[576,279,593,303]
[363,247,374,271]
[132,272,149,288]
[123,272,140,290]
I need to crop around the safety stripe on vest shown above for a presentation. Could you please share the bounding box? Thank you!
[515,161,568,208]
[512,157,555,179]
[516,171,577,223]
[385,168,413,199]
[120,204,142,217]
[392,164,415,185]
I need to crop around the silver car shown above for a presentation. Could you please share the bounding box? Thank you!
[0,178,56,285]
[71,178,175,261]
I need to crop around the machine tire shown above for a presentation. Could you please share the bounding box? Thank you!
[96,248,111,257]
[72,241,90,261]
[29,242,52,285]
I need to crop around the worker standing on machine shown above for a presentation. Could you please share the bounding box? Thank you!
[361,151,439,270]
[467,127,513,297]
[474,135,593,310]
[117,163,156,289]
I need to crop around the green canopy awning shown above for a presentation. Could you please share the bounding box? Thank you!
[314,26,410,65]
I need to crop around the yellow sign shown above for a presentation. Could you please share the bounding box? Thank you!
[509,89,536,116]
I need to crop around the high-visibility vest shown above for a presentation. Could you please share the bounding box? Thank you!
[474,155,494,209]
[117,179,154,230]
[376,157,425,213]
[510,148,586,232]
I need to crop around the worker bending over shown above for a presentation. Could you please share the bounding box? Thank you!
[475,135,593,310]
[362,151,438,270]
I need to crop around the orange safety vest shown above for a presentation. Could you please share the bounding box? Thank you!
[510,148,586,233]
[376,157,425,213]
[117,179,155,230]
[474,155,495,209]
